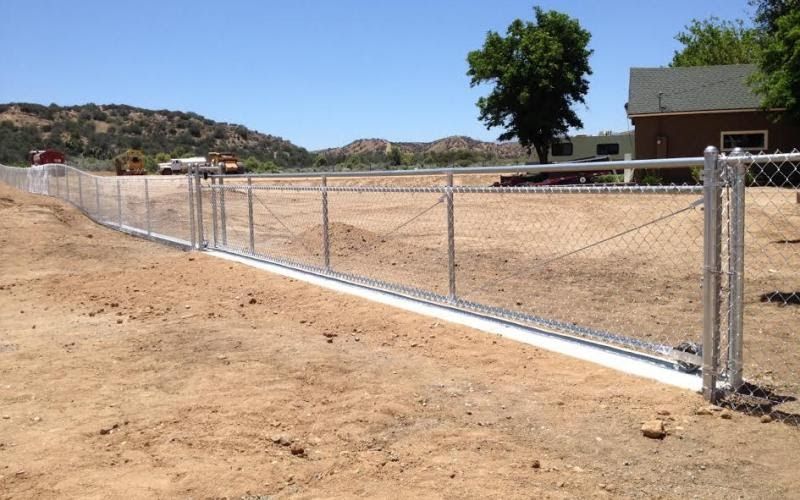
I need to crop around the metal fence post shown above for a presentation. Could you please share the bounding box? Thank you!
[702,146,723,401]
[116,178,123,228]
[727,147,747,389]
[94,177,101,217]
[55,168,60,198]
[247,176,255,254]
[144,177,151,236]
[194,166,205,248]
[65,169,70,202]
[446,172,457,301]
[211,176,219,248]
[78,171,84,210]
[187,173,196,249]
[219,174,227,246]
[321,176,331,270]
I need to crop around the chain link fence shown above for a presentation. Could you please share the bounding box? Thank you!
[2,152,799,424]
[203,164,710,371]
[0,163,194,247]
[715,150,800,424]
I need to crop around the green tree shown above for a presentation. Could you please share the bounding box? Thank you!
[243,156,261,172]
[466,7,592,164]
[155,152,171,163]
[752,0,799,32]
[388,145,402,166]
[750,1,800,122]
[314,155,328,168]
[670,17,760,67]
[143,154,158,173]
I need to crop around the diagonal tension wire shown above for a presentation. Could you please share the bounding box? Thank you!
[250,190,299,239]
[461,198,704,299]
[252,188,444,247]
[223,184,443,255]
[379,195,445,241]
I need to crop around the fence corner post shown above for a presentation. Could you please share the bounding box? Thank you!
[702,145,722,401]
[210,176,219,248]
[446,172,457,301]
[187,172,196,249]
[727,147,747,390]
[194,165,205,249]
[219,174,227,246]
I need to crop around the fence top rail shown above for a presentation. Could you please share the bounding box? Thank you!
[211,182,705,195]
[723,151,800,164]
[5,150,798,181]
[212,156,707,180]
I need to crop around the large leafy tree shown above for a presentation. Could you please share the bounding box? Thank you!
[752,0,799,32]
[670,17,760,67]
[750,0,800,122]
[466,7,592,164]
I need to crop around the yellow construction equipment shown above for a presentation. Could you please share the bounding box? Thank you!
[208,151,244,174]
[114,149,147,176]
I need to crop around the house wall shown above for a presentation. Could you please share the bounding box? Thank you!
[631,111,800,182]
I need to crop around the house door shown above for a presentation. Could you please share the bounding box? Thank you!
[656,136,668,158]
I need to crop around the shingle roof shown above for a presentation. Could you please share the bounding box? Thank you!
[627,64,760,116]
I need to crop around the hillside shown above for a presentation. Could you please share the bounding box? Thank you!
[0,103,313,168]
[0,102,536,171]
[317,136,529,167]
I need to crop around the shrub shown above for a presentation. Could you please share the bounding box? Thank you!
[594,173,624,183]
[641,173,664,185]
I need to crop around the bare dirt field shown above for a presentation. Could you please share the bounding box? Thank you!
[208,176,800,399]
[1,185,800,498]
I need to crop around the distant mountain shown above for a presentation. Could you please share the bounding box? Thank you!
[318,135,528,160]
[0,103,313,168]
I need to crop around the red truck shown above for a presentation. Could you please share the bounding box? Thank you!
[28,149,66,166]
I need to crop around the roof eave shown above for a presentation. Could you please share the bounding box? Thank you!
[627,107,781,118]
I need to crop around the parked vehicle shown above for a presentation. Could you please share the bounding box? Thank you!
[114,149,147,176]
[547,132,634,163]
[158,157,209,175]
[28,149,67,176]
[208,151,244,174]
[494,170,615,187]
[28,149,65,166]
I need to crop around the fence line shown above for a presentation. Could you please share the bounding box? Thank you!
[2,149,799,422]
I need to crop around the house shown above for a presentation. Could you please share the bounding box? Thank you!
[626,64,800,181]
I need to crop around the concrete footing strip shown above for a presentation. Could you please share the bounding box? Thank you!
[208,250,703,392]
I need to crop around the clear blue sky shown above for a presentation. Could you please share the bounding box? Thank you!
[0,0,754,150]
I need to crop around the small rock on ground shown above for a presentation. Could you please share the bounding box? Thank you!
[641,420,666,439]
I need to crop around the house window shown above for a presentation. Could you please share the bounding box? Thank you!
[721,130,768,152]
[551,142,573,156]
[596,143,619,156]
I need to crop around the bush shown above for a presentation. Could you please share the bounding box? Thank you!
[640,173,664,185]
[593,173,624,183]
[690,166,703,184]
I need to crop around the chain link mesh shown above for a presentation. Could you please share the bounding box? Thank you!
[203,170,708,368]
[4,156,800,425]
[0,163,194,247]
[717,150,800,424]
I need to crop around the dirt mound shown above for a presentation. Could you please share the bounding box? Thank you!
[0,196,15,209]
[296,222,384,256]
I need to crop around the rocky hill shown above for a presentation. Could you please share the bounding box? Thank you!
[0,103,313,168]
[318,135,528,161]
[0,102,534,171]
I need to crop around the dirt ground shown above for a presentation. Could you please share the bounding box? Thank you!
[202,177,800,400]
[1,184,800,499]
